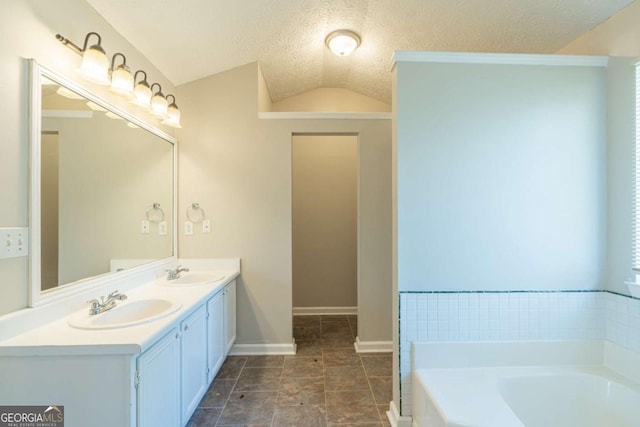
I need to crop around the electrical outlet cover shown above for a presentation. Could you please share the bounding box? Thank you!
[202,219,211,233]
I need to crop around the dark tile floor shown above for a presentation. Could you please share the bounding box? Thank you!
[187,315,392,426]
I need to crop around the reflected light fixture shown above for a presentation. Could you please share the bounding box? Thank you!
[109,53,134,98]
[86,101,107,112]
[150,83,168,118]
[105,111,123,120]
[131,70,152,109]
[56,86,84,100]
[162,94,182,128]
[325,30,361,57]
[56,32,110,85]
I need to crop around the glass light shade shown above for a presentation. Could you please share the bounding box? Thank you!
[56,86,84,100]
[326,30,361,57]
[110,66,134,98]
[150,93,169,118]
[162,104,182,128]
[131,82,152,109]
[78,45,110,85]
[86,101,107,111]
[105,111,123,120]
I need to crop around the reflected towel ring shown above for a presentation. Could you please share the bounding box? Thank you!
[146,203,165,223]
[186,203,205,223]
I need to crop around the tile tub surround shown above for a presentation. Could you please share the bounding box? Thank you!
[398,290,640,416]
[187,315,392,426]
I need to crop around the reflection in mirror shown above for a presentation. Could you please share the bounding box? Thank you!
[33,64,175,300]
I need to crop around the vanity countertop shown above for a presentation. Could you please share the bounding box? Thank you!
[0,270,239,357]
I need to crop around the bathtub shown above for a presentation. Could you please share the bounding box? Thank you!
[411,341,640,427]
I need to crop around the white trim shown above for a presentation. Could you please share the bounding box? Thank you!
[387,401,412,427]
[391,51,609,71]
[258,112,391,120]
[354,336,392,353]
[229,342,297,356]
[293,306,357,315]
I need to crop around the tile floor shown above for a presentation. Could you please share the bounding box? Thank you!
[187,315,392,426]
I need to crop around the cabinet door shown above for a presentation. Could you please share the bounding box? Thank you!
[207,291,225,383]
[181,305,208,425]
[224,280,237,354]
[137,328,180,427]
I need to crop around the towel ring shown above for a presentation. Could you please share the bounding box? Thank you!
[146,203,165,223]
[186,203,205,223]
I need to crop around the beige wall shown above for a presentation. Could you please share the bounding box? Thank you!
[292,134,358,308]
[42,114,173,285]
[557,1,640,56]
[0,0,175,316]
[177,63,392,345]
[270,87,391,112]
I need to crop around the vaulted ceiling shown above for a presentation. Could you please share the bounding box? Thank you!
[87,0,634,104]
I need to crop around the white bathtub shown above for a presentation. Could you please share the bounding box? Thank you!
[411,341,640,427]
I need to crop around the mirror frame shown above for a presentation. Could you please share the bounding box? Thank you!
[28,59,178,307]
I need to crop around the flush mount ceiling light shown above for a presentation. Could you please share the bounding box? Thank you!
[109,53,134,98]
[150,83,169,118]
[325,30,361,57]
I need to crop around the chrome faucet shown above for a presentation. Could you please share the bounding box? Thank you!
[166,265,190,280]
[87,290,128,315]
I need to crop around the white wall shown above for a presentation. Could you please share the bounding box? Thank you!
[395,59,607,293]
[557,4,640,295]
[0,0,175,316]
[392,53,608,417]
[176,63,392,346]
[292,134,358,308]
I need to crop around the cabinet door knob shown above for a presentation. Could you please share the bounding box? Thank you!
[184,325,189,331]
[175,332,181,339]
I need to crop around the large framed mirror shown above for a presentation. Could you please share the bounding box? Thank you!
[29,60,177,307]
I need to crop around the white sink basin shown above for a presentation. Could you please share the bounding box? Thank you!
[68,298,182,330]
[157,271,226,287]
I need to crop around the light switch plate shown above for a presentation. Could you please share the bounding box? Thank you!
[0,227,29,259]
[202,219,211,233]
[141,220,150,234]
[184,221,194,235]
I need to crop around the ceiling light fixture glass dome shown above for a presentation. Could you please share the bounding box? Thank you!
[325,30,361,57]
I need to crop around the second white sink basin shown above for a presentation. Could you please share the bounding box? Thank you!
[157,271,226,287]
[68,298,182,330]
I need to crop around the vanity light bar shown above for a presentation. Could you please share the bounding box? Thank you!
[55,32,182,128]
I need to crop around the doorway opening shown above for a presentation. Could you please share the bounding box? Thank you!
[291,133,358,340]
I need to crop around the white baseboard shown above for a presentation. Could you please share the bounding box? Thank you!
[293,306,357,315]
[387,401,412,427]
[229,341,296,356]
[354,336,393,353]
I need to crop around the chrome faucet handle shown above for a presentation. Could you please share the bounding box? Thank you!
[87,298,100,307]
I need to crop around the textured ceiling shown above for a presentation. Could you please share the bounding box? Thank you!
[86,0,634,104]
